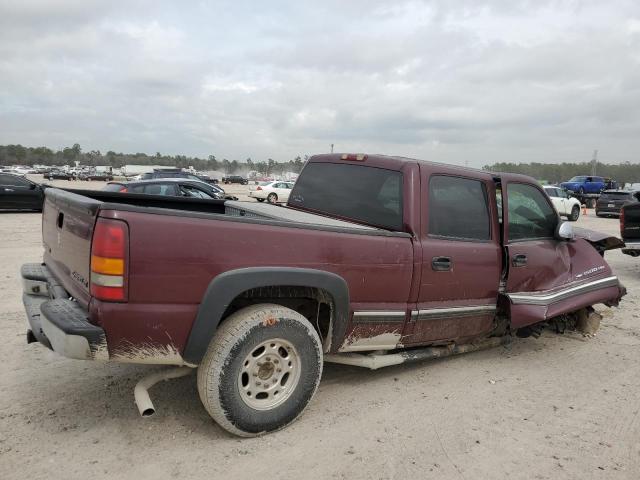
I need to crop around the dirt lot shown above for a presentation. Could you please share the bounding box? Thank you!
[1,183,639,480]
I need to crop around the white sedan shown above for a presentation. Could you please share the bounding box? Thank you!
[543,185,581,221]
[249,181,295,203]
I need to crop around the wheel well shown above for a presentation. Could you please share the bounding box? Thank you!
[220,286,335,352]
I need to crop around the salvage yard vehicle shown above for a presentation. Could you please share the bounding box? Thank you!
[249,181,295,203]
[596,190,640,218]
[222,174,249,185]
[103,178,237,201]
[45,170,75,180]
[543,185,581,221]
[0,173,47,211]
[560,175,606,195]
[78,172,114,181]
[620,201,640,257]
[21,153,625,436]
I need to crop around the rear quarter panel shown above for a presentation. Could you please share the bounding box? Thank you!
[93,209,414,360]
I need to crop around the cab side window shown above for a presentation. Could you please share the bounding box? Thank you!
[428,175,491,241]
[507,183,557,241]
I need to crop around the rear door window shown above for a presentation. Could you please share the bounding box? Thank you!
[179,185,214,199]
[507,183,557,241]
[428,175,491,241]
[143,184,178,195]
[289,162,403,230]
[0,174,30,187]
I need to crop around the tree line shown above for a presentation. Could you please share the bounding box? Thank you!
[0,144,307,175]
[3,144,639,182]
[483,161,640,185]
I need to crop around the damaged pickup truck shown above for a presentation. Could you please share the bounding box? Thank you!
[21,153,625,436]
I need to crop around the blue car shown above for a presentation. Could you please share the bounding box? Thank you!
[560,175,606,194]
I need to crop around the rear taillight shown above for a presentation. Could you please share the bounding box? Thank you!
[256,186,262,190]
[119,187,128,192]
[90,218,128,301]
[620,207,625,238]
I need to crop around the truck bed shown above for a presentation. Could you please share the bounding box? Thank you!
[61,189,381,232]
[41,187,414,362]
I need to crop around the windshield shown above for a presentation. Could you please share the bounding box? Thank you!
[568,176,586,182]
[289,162,403,230]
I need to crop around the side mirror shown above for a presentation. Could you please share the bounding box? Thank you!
[556,221,574,241]
[29,183,37,190]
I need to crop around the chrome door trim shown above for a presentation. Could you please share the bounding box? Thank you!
[352,311,406,323]
[410,304,496,321]
[507,276,619,306]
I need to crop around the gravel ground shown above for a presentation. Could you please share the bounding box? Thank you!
[1,183,639,480]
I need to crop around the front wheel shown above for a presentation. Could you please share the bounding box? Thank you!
[569,205,580,221]
[256,198,265,202]
[578,187,585,195]
[197,304,323,437]
[267,193,278,204]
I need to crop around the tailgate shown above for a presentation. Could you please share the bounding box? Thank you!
[42,188,102,309]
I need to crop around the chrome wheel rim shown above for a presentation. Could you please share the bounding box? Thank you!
[237,338,301,410]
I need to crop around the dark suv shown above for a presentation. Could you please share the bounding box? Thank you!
[596,190,640,217]
[221,175,248,185]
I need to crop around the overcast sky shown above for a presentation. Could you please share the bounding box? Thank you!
[1,0,639,166]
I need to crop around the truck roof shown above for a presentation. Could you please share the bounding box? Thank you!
[308,153,537,184]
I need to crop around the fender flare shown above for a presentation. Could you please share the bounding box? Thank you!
[183,267,350,364]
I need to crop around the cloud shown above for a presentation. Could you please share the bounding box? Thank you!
[0,0,639,166]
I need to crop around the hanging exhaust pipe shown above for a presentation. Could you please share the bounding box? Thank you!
[134,367,194,417]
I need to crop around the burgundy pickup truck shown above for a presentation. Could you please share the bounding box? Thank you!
[21,153,625,436]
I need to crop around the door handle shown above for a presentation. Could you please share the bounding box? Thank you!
[432,256,452,271]
[511,254,528,267]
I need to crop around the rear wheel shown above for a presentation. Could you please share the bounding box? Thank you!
[197,304,323,437]
[569,205,580,221]
[256,198,265,202]
[267,193,278,204]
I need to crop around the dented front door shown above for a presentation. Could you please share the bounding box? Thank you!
[503,181,618,328]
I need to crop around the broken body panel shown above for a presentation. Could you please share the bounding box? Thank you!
[22,154,625,367]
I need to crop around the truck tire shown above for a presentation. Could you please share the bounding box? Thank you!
[267,193,278,204]
[569,205,580,221]
[197,303,323,437]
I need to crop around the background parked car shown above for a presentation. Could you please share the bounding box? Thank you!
[103,178,237,200]
[0,173,46,211]
[196,174,219,185]
[46,170,75,180]
[137,169,208,182]
[543,185,581,221]
[596,190,640,217]
[221,175,248,185]
[77,172,114,181]
[249,181,295,203]
[560,175,611,194]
